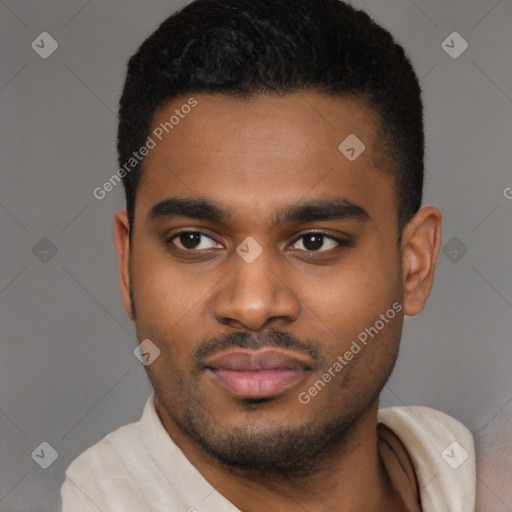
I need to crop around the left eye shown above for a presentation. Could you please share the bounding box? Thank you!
[290,233,344,252]
[169,231,221,251]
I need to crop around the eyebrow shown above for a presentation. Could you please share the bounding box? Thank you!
[146,196,370,225]
[279,198,369,224]
[147,197,231,224]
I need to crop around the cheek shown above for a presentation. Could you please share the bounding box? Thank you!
[315,301,403,408]
[131,240,208,323]
[300,245,401,339]
[130,244,210,367]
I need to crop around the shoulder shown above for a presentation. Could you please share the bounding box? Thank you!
[65,419,141,477]
[60,420,145,510]
[378,405,474,444]
[378,406,475,512]
[60,397,159,511]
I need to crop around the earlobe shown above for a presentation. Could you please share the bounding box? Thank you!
[114,210,134,321]
[401,206,442,316]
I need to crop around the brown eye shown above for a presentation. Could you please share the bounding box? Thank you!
[169,231,220,251]
[302,234,324,251]
[179,232,202,250]
[290,232,346,252]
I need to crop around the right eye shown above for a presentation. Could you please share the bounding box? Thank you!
[167,230,223,252]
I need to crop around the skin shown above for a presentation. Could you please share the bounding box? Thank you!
[114,92,442,512]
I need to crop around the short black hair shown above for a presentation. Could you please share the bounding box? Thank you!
[118,0,424,236]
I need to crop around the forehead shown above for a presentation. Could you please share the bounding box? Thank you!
[136,92,396,226]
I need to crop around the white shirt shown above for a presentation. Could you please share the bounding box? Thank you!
[61,396,476,511]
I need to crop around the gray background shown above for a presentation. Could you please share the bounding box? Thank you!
[1,0,511,510]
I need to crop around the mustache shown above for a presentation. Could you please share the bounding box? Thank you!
[193,328,325,368]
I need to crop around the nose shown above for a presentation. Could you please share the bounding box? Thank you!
[212,245,300,331]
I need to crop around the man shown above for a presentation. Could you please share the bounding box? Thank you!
[61,0,476,510]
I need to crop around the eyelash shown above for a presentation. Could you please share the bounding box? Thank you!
[165,230,349,254]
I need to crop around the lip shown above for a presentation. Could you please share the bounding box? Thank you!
[204,348,313,399]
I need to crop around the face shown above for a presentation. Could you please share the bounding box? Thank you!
[115,92,439,474]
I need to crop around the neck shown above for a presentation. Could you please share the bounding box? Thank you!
[155,397,403,512]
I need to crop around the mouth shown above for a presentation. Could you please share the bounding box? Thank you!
[204,348,313,399]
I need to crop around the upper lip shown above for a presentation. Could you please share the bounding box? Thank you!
[204,348,314,372]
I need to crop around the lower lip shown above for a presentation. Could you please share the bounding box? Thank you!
[209,368,308,399]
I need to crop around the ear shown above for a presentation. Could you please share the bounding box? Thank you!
[114,210,134,321]
[401,206,442,316]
